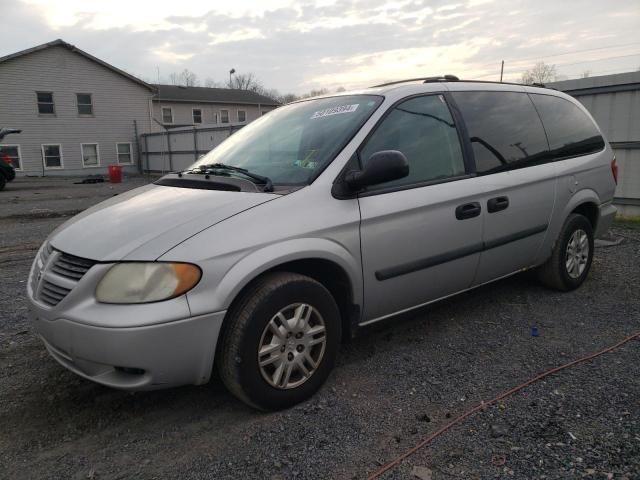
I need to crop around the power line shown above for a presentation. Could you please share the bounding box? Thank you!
[554,52,640,69]
[470,52,640,80]
[473,41,640,70]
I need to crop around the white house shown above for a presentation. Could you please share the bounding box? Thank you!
[0,39,155,176]
[152,84,279,130]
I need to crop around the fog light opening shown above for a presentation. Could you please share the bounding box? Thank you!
[114,366,146,376]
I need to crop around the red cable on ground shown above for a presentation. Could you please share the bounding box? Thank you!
[367,331,640,480]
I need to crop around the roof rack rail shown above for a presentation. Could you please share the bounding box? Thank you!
[371,74,459,88]
[371,76,550,89]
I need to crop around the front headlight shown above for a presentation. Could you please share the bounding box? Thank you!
[96,262,201,304]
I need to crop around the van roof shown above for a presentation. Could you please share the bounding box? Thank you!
[289,75,557,105]
[369,74,548,90]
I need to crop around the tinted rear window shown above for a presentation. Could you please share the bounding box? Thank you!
[530,94,605,159]
[452,91,549,174]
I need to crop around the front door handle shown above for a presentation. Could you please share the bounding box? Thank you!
[487,196,509,213]
[455,202,481,220]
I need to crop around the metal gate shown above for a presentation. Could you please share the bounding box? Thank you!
[139,124,244,173]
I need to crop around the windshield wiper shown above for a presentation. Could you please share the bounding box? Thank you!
[186,163,273,192]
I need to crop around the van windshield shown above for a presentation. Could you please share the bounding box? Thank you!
[189,95,382,185]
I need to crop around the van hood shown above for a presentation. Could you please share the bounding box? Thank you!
[49,184,279,261]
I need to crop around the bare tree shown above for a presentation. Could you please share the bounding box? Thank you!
[204,77,220,88]
[227,72,263,91]
[521,62,557,84]
[335,86,346,93]
[169,69,199,86]
[260,88,283,101]
[271,87,334,104]
[299,88,330,99]
[278,93,299,104]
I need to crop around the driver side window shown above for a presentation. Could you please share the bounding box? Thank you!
[360,94,465,189]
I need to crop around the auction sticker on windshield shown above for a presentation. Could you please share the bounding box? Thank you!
[310,104,359,119]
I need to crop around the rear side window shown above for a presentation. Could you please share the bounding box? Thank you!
[530,94,605,159]
[452,91,548,174]
[360,94,465,189]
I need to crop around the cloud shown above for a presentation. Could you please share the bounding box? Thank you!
[2,0,639,93]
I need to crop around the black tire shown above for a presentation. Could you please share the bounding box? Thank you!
[0,175,5,191]
[536,213,594,291]
[218,272,341,410]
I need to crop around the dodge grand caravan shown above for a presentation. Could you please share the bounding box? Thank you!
[27,76,617,410]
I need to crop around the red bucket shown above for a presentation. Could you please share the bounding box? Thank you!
[108,164,123,183]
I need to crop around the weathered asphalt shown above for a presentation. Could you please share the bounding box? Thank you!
[1,177,638,480]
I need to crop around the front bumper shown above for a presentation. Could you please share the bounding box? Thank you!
[27,245,226,390]
[29,301,226,391]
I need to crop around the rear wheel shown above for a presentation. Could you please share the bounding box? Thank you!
[0,175,6,191]
[218,272,341,410]
[536,213,594,291]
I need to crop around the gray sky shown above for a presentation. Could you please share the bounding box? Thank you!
[2,0,639,94]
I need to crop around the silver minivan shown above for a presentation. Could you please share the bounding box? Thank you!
[27,76,618,410]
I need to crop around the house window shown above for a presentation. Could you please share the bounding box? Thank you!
[37,92,55,114]
[212,113,218,124]
[42,144,63,169]
[76,93,93,115]
[81,143,100,167]
[237,110,247,123]
[162,107,173,124]
[192,108,202,124]
[116,143,133,164]
[0,145,21,170]
[221,110,229,124]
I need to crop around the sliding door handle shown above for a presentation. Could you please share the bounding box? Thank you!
[487,196,509,213]
[455,202,481,220]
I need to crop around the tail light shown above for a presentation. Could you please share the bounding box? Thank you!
[1,154,11,166]
[611,157,618,185]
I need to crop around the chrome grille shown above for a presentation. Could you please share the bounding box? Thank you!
[30,242,52,294]
[51,252,96,280]
[41,242,53,263]
[34,247,97,307]
[39,280,72,307]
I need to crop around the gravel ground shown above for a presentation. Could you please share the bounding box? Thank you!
[1,177,639,480]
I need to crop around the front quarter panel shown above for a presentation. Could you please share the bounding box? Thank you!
[160,184,363,317]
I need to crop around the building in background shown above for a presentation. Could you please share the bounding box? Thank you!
[152,84,279,130]
[0,39,155,176]
[549,72,640,216]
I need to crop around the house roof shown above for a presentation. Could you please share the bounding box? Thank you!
[153,84,280,106]
[547,71,640,97]
[0,39,154,91]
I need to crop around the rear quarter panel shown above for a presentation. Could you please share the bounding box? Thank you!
[535,147,616,264]
[526,88,616,263]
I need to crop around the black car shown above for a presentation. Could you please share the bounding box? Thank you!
[0,128,21,190]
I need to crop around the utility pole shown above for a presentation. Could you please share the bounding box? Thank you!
[500,60,504,82]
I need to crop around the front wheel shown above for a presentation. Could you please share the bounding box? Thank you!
[536,213,594,291]
[218,272,341,410]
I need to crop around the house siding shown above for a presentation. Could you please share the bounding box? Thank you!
[0,45,153,176]
[152,101,275,129]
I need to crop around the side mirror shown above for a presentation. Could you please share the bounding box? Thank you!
[345,150,409,189]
